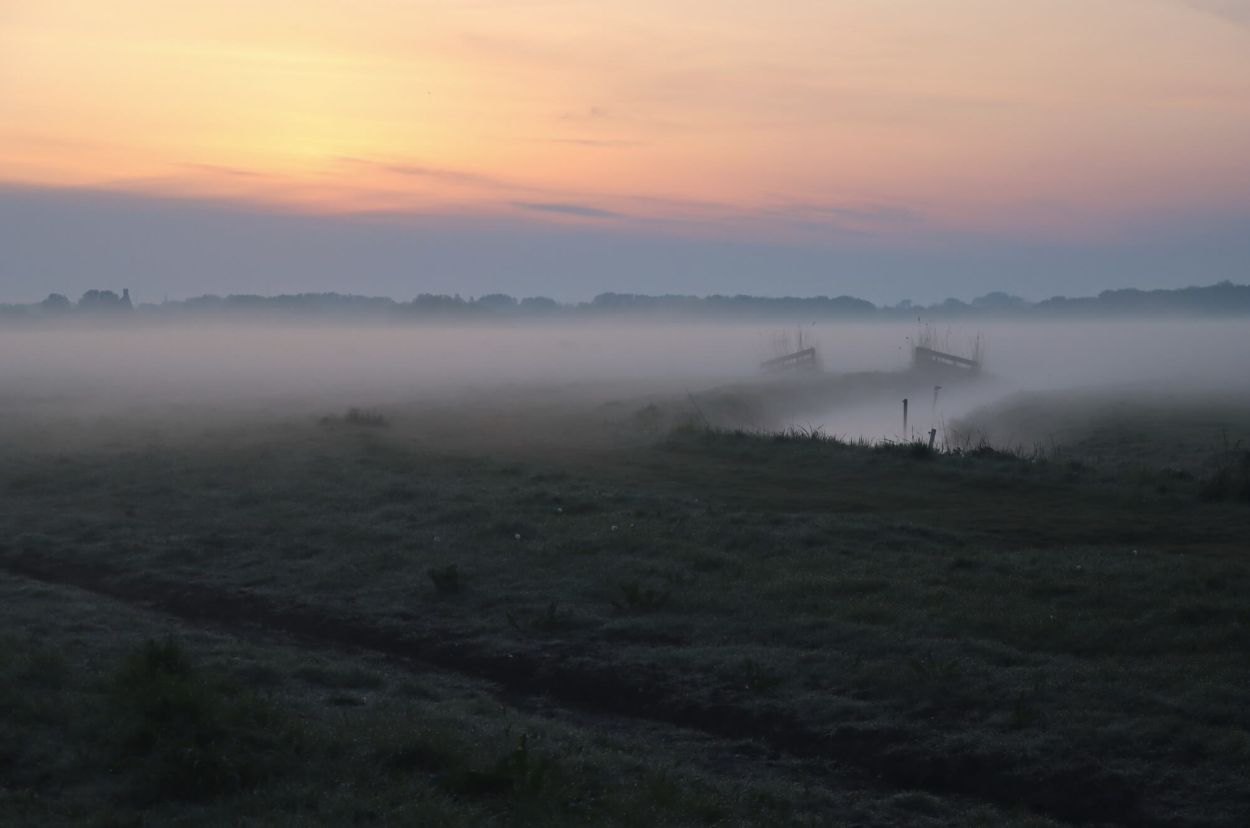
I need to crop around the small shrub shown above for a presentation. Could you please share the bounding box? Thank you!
[907,652,960,681]
[612,581,670,611]
[739,658,784,693]
[1199,452,1250,503]
[493,733,554,795]
[296,663,384,690]
[507,602,572,633]
[110,639,288,802]
[632,403,664,433]
[1009,691,1040,730]
[889,791,945,817]
[341,408,389,427]
[445,733,556,799]
[428,564,463,595]
[16,645,69,689]
[1198,469,1228,502]
[124,638,193,679]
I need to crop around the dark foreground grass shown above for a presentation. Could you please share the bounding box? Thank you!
[0,575,1036,827]
[2,391,1249,825]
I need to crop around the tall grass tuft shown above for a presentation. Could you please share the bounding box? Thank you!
[428,563,464,595]
[344,407,388,427]
[1199,451,1250,503]
[110,638,292,802]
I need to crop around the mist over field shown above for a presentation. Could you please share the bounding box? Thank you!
[5,310,1250,826]
[2,317,1246,443]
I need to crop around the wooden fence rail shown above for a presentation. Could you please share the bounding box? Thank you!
[760,347,818,373]
[913,346,979,371]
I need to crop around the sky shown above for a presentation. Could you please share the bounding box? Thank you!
[2,0,1249,303]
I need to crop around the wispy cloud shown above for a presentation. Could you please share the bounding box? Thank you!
[512,201,622,219]
[558,106,612,122]
[780,202,924,226]
[340,157,510,189]
[181,163,265,178]
[1181,0,1250,27]
[545,138,644,148]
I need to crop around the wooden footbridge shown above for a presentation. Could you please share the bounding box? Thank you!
[913,346,980,372]
[760,347,818,373]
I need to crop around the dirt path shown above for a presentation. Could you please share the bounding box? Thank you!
[0,550,1150,826]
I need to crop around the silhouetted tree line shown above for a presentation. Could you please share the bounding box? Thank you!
[34,289,133,314]
[3,281,1249,322]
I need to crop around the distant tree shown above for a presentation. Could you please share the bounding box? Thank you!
[934,298,971,313]
[410,293,469,313]
[475,293,519,311]
[40,293,71,313]
[77,289,132,311]
[519,296,559,312]
[825,295,877,314]
[79,289,113,308]
[971,291,1027,310]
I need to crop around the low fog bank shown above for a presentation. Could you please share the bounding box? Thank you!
[950,388,1250,467]
[1,318,1247,450]
[795,318,1250,444]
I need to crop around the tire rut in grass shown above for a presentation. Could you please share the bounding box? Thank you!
[0,551,1151,827]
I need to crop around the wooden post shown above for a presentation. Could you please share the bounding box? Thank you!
[687,392,710,429]
[902,398,909,438]
[928,428,937,450]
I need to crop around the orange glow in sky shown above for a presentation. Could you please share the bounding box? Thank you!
[3,0,1249,242]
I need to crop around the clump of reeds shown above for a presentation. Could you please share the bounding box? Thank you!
[911,322,986,369]
[344,407,388,427]
[321,407,389,428]
[1199,450,1250,503]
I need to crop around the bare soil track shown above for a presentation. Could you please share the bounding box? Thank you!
[1,550,1151,827]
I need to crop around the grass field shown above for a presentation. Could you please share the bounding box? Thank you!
[2,379,1249,826]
